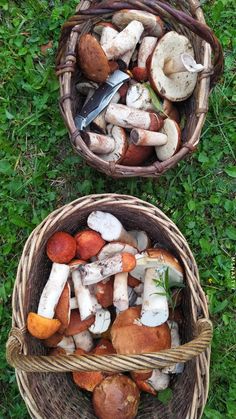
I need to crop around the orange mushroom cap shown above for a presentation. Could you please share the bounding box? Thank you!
[95,278,114,308]
[27,312,61,339]
[73,348,105,392]
[55,282,70,333]
[74,229,105,260]
[46,231,76,263]
[64,309,95,336]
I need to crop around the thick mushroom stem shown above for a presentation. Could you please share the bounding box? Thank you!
[105,104,161,131]
[89,309,111,334]
[70,297,78,310]
[164,53,204,76]
[102,20,144,60]
[141,268,169,327]
[147,369,170,391]
[37,263,70,319]
[57,336,75,353]
[78,253,136,286]
[72,270,97,320]
[130,129,167,146]
[73,330,94,352]
[162,321,184,374]
[138,37,158,68]
[81,132,115,154]
[100,26,119,50]
[87,211,137,247]
[113,272,129,311]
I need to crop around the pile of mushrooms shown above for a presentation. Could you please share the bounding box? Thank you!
[27,211,185,419]
[75,9,204,166]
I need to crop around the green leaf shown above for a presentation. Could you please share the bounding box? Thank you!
[157,388,173,404]
[226,226,236,240]
[0,160,12,175]
[144,83,165,115]
[224,166,236,177]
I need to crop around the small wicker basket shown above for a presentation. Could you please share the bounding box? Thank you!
[7,194,212,419]
[56,0,223,178]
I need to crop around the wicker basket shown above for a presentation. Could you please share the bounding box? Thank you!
[7,194,212,419]
[56,0,223,178]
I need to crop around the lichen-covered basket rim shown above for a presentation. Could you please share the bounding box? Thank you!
[7,194,212,418]
[56,0,223,178]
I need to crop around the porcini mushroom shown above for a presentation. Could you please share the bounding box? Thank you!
[27,313,61,340]
[150,31,204,102]
[78,34,111,83]
[81,132,115,155]
[111,306,171,354]
[97,242,138,260]
[101,20,144,60]
[155,118,181,161]
[132,36,158,82]
[72,270,98,320]
[46,231,76,263]
[74,229,106,260]
[121,143,154,166]
[95,278,114,308]
[147,369,170,391]
[130,128,167,147]
[55,282,71,333]
[112,9,164,37]
[87,211,137,247]
[93,374,140,419]
[99,125,128,163]
[105,104,161,131]
[77,252,136,285]
[57,336,75,353]
[162,321,184,374]
[128,231,151,252]
[73,348,106,392]
[126,83,155,112]
[73,330,94,352]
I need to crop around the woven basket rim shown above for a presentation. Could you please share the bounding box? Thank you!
[56,0,224,178]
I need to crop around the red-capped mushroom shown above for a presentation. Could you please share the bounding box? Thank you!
[74,229,106,260]
[46,232,76,263]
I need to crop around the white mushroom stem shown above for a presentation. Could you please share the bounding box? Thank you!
[82,132,115,154]
[73,330,94,352]
[105,104,160,131]
[100,26,119,50]
[72,270,97,320]
[141,268,169,327]
[138,36,157,68]
[147,369,170,391]
[57,336,75,353]
[128,231,151,252]
[87,211,137,247]
[135,296,143,305]
[97,242,138,261]
[128,286,138,306]
[164,53,204,76]
[78,253,129,286]
[162,321,184,374]
[102,20,144,60]
[113,272,129,311]
[37,263,70,319]
[70,297,78,310]
[130,129,167,146]
[89,309,111,334]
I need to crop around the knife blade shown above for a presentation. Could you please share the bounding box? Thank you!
[75,70,130,130]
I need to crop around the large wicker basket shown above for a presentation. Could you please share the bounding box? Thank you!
[56,0,223,178]
[7,194,212,419]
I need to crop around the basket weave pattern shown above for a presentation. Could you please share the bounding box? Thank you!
[56,0,223,178]
[7,194,212,418]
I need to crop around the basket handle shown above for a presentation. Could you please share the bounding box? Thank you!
[6,319,212,373]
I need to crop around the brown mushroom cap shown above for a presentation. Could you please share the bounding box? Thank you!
[43,332,63,348]
[91,338,116,355]
[46,231,76,263]
[55,282,70,333]
[27,313,61,339]
[147,248,183,275]
[132,378,157,395]
[93,374,140,419]
[74,229,106,260]
[78,34,110,83]
[111,306,171,354]
[64,309,95,336]
[95,278,114,308]
[73,348,105,392]
[120,143,154,166]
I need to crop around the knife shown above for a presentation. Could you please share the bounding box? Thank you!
[74,70,130,130]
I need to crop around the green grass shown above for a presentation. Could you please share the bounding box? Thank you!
[0,0,235,417]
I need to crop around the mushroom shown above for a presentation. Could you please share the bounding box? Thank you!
[72,270,98,320]
[77,252,136,285]
[99,125,128,163]
[105,104,161,131]
[126,83,155,112]
[140,267,169,327]
[100,25,119,51]
[49,347,67,356]
[87,211,137,247]
[150,31,204,102]
[127,274,141,288]
[64,309,95,336]
[162,99,180,123]
[97,242,138,260]
[155,118,181,161]
[131,248,184,286]
[101,20,144,61]
[73,330,94,352]
[46,231,76,263]
[89,308,111,334]
[112,10,164,38]
[73,348,106,392]
[91,338,116,355]
[93,22,118,37]
[57,336,75,353]
[131,378,157,395]
[81,132,115,154]
[162,321,184,374]
[55,282,71,333]
[27,313,61,340]
[121,143,154,166]
[111,306,171,355]
[128,231,151,252]
[74,229,106,260]
[147,369,170,391]
[132,36,158,82]
[93,375,140,419]
[43,332,63,348]
[133,283,144,296]
[78,34,111,83]
[130,128,167,147]
[113,272,129,311]
[95,278,114,308]
[70,296,78,309]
